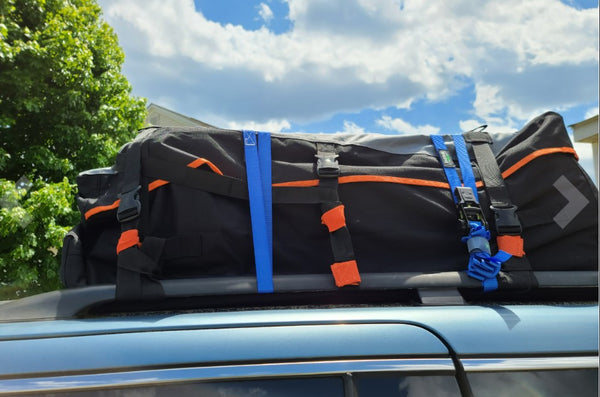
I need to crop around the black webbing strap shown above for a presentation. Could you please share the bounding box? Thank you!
[321,201,356,262]
[463,131,537,287]
[145,157,248,199]
[316,143,361,287]
[115,140,164,300]
[144,157,338,204]
[463,131,521,235]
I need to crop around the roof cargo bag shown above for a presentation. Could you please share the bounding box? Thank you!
[61,112,598,299]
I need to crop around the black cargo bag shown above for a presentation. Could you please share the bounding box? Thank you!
[61,112,598,298]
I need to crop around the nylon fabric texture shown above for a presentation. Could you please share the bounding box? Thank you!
[61,112,598,296]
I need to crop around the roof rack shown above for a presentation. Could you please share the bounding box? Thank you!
[0,271,597,322]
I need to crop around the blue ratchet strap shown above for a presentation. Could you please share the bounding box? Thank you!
[258,132,273,277]
[430,135,462,203]
[432,134,509,291]
[243,130,274,293]
[452,135,477,195]
[452,134,511,291]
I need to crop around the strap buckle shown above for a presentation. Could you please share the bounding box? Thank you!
[491,204,522,235]
[467,255,502,281]
[117,186,141,223]
[316,153,340,177]
[455,186,488,233]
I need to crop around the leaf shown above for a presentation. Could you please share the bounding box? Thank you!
[0,0,146,297]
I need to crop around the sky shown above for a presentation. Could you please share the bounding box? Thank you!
[97,0,599,179]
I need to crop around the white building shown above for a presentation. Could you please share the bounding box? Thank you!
[570,115,598,185]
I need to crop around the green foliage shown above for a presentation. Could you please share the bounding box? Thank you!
[0,178,78,296]
[0,0,146,297]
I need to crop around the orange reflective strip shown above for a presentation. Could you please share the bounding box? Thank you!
[339,175,450,189]
[497,235,525,257]
[273,179,320,187]
[116,229,140,254]
[273,176,451,189]
[331,260,361,287]
[187,158,224,175]
[502,147,578,179]
[148,179,169,192]
[321,205,346,232]
[84,199,120,220]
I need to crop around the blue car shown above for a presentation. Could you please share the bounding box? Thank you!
[0,273,597,396]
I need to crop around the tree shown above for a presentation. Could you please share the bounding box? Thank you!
[0,0,146,297]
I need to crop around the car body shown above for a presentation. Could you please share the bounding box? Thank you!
[0,281,597,396]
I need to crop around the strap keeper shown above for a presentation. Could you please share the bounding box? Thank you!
[321,205,346,232]
[331,260,361,287]
[116,229,141,254]
[497,235,525,257]
[117,186,141,223]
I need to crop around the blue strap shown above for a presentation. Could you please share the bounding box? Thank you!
[258,132,273,278]
[461,221,509,291]
[454,135,509,291]
[431,135,509,292]
[452,135,478,200]
[431,135,462,203]
[243,130,274,293]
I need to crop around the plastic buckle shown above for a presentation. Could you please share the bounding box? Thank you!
[491,205,522,235]
[117,186,141,223]
[316,153,340,178]
[467,255,501,281]
[455,186,488,233]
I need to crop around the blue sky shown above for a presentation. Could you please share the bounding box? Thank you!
[98,0,598,176]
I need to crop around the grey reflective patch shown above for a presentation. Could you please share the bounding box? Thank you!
[553,175,589,229]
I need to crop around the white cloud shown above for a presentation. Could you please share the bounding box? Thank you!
[336,120,366,134]
[377,115,440,135]
[458,119,517,133]
[472,84,504,119]
[99,0,598,126]
[257,3,274,24]
[585,107,599,119]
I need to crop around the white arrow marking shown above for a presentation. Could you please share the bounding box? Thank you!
[553,175,589,229]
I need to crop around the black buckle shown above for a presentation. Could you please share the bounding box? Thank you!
[455,186,488,233]
[117,186,141,223]
[491,205,522,235]
[316,153,340,177]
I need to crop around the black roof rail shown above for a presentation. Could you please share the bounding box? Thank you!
[0,271,597,322]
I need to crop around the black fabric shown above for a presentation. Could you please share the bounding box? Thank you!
[60,225,86,287]
[466,131,515,209]
[115,139,163,299]
[467,130,523,238]
[145,157,340,204]
[464,131,535,285]
[60,112,598,293]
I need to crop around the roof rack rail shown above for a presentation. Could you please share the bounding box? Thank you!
[0,271,596,322]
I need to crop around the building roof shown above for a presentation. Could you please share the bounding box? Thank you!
[145,103,217,128]
[570,114,598,144]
